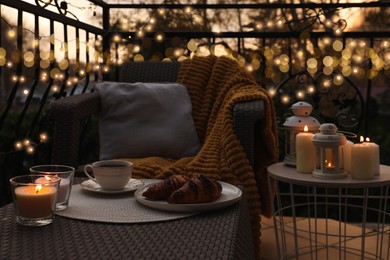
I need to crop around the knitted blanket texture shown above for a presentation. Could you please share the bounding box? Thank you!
[129,55,278,257]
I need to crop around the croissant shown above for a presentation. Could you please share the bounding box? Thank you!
[167,175,222,204]
[142,175,189,200]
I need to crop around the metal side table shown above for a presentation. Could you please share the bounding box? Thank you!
[268,162,390,260]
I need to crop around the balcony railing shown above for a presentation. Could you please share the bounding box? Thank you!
[0,0,389,205]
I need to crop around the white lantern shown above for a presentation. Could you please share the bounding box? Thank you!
[312,123,347,179]
[283,102,320,166]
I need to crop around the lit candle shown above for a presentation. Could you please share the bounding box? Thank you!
[325,161,335,169]
[296,125,315,174]
[36,176,70,204]
[14,185,57,218]
[351,136,375,179]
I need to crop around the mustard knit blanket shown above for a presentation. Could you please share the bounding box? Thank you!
[129,55,278,256]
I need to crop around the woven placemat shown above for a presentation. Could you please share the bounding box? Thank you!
[56,180,196,223]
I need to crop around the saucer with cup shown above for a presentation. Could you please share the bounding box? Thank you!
[82,160,143,193]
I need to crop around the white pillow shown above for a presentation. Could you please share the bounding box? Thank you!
[95,82,201,160]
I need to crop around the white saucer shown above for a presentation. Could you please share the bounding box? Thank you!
[80,178,144,194]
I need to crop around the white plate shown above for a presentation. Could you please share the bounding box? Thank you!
[80,178,144,194]
[134,181,242,213]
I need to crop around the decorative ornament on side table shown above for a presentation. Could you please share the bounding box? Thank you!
[312,123,347,179]
[283,101,320,166]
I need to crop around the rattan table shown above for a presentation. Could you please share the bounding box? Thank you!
[0,179,255,260]
[268,162,390,260]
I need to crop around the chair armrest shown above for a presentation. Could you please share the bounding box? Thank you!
[233,100,264,168]
[49,92,100,168]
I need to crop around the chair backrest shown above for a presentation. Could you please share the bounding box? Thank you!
[118,61,181,83]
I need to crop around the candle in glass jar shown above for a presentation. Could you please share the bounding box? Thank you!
[14,185,57,218]
[36,176,70,203]
[296,125,315,174]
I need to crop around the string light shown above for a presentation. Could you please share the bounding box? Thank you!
[245,64,254,72]
[281,95,290,104]
[268,87,276,97]
[307,85,315,93]
[0,15,112,157]
[155,33,165,42]
[334,28,343,36]
[23,139,30,146]
[15,142,23,150]
[333,74,344,85]
[136,30,144,38]
[1,2,390,156]
[40,72,48,81]
[8,28,16,38]
[158,8,165,15]
[39,133,48,142]
[184,6,192,14]
[296,90,305,99]
[323,80,331,88]
[26,146,35,154]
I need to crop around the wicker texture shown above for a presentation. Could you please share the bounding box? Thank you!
[0,186,255,260]
[51,92,100,166]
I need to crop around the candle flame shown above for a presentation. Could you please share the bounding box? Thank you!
[366,137,370,142]
[360,136,364,142]
[35,185,42,194]
[304,125,308,132]
[325,160,333,168]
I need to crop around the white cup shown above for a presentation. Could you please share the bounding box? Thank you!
[84,160,133,191]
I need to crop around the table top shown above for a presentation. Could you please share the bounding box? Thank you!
[0,179,255,260]
[268,162,390,188]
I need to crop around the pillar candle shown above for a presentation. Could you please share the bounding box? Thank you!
[351,143,375,179]
[14,185,57,218]
[296,126,314,174]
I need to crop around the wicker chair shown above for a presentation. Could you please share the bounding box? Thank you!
[48,61,265,170]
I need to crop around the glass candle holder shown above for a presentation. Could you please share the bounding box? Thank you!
[10,175,60,226]
[30,165,75,211]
